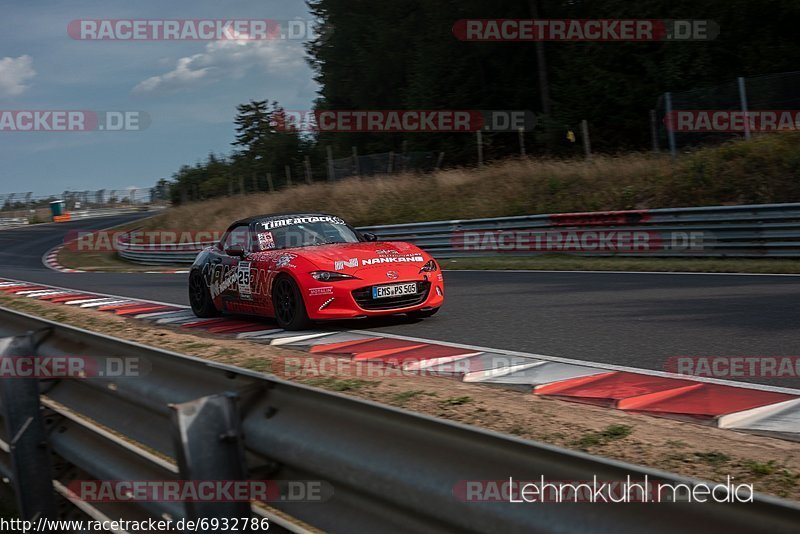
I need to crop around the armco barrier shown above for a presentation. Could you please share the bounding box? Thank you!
[1,306,799,532]
[0,217,29,229]
[112,202,800,264]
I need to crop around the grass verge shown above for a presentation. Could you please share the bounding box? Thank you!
[1,291,798,500]
[149,133,800,230]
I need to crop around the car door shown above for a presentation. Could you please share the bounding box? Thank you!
[217,223,251,311]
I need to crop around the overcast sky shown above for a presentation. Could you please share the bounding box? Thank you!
[0,0,318,196]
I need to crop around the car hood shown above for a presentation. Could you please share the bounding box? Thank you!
[297,241,429,275]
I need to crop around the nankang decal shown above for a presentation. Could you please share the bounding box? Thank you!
[259,215,345,230]
[334,258,358,270]
[361,254,424,266]
[237,261,252,300]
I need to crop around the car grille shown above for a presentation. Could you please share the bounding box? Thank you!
[352,281,431,311]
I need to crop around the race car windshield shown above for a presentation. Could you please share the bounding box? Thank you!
[256,221,361,250]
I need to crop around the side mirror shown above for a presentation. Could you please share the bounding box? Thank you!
[225,244,245,257]
[362,232,378,242]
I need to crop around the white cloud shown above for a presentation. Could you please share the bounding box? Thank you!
[133,38,305,95]
[0,55,35,97]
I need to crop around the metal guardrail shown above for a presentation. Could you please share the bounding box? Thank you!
[113,202,800,265]
[1,306,799,532]
[0,217,29,230]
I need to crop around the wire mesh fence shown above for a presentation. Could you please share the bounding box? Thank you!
[654,70,800,152]
[329,150,439,181]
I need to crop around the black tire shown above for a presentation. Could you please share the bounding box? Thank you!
[189,270,218,318]
[272,275,312,330]
[408,307,440,319]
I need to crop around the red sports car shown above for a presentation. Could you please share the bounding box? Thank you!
[188,213,444,329]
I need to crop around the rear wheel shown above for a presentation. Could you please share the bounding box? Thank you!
[189,270,218,318]
[272,275,311,330]
[408,307,440,319]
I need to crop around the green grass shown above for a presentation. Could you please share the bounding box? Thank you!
[743,459,778,476]
[241,359,273,373]
[440,395,473,406]
[303,377,378,391]
[693,451,731,466]
[149,133,800,230]
[390,389,437,406]
[574,424,634,448]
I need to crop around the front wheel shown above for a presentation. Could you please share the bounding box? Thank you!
[189,270,218,318]
[408,307,440,319]
[272,275,311,330]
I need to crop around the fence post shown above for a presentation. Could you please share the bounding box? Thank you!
[170,393,250,520]
[665,92,677,158]
[435,151,445,170]
[266,172,274,192]
[518,127,526,157]
[326,146,334,182]
[285,165,292,187]
[580,119,591,160]
[476,131,484,166]
[304,156,313,184]
[252,173,258,192]
[238,175,245,195]
[0,332,58,521]
[352,146,360,176]
[738,76,751,140]
[650,109,660,153]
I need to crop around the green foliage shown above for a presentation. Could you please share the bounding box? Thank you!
[167,1,800,204]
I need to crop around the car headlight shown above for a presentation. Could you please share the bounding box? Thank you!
[310,271,357,281]
[419,259,438,273]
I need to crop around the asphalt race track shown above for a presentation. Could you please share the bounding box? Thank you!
[1,218,799,388]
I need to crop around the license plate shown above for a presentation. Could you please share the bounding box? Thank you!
[372,282,417,299]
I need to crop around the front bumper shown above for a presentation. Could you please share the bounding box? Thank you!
[303,272,444,319]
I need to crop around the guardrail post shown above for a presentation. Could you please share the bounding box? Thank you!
[169,392,251,520]
[0,332,57,521]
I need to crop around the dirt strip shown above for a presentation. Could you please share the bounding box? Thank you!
[0,292,797,501]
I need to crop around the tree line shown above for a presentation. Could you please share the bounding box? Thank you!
[168,0,800,204]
